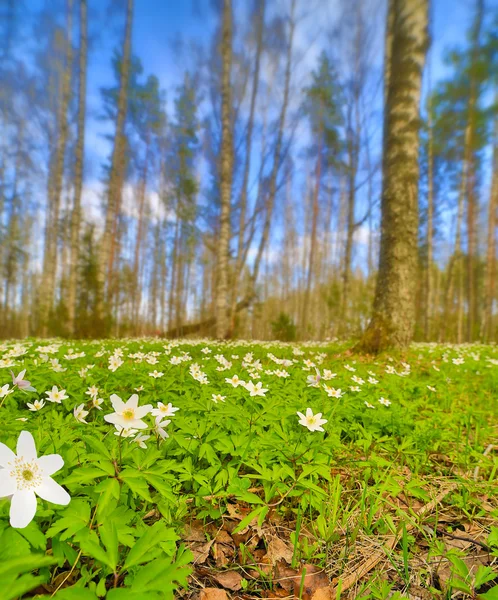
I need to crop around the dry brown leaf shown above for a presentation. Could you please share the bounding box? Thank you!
[266,537,294,565]
[215,530,234,545]
[294,565,330,600]
[191,539,215,564]
[213,543,230,568]
[200,588,229,600]
[275,563,329,600]
[212,570,244,591]
[311,586,334,600]
[184,522,207,542]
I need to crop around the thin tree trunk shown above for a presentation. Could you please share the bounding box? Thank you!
[424,99,434,340]
[356,0,428,353]
[465,0,483,342]
[302,136,322,335]
[229,0,265,333]
[39,0,73,336]
[482,109,498,340]
[67,0,87,336]
[132,134,150,330]
[215,0,233,339]
[96,0,133,325]
[249,0,295,291]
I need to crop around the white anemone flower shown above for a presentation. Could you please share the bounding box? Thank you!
[0,384,13,398]
[0,431,70,528]
[74,403,89,423]
[45,386,68,404]
[154,417,171,440]
[151,402,179,417]
[10,370,37,392]
[104,394,152,430]
[296,408,327,432]
[27,399,46,412]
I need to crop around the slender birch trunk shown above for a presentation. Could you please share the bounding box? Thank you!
[215,0,233,339]
[39,0,73,336]
[96,0,133,325]
[67,0,87,336]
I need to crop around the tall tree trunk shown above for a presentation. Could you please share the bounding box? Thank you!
[215,0,233,339]
[39,0,73,336]
[67,0,87,337]
[356,0,428,353]
[482,110,498,340]
[132,134,150,330]
[442,124,469,343]
[249,0,295,291]
[229,0,265,333]
[96,0,133,325]
[424,99,434,340]
[302,136,323,335]
[465,0,483,342]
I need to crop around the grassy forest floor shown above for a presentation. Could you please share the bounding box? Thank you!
[0,339,497,600]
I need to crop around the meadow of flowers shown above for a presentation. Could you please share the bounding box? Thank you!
[0,339,497,599]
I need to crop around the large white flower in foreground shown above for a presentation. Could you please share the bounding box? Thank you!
[0,431,70,528]
[297,408,327,432]
[104,394,152,430]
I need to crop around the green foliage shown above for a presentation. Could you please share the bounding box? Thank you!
[271,312,297,341]
[0,339,497,596]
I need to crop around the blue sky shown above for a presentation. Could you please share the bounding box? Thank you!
[15,0,498,273]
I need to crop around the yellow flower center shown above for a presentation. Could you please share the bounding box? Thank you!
[12,459,42,490]
[22,469,34,481]
[122,409,135,420]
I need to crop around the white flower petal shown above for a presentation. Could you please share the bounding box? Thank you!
[17,431,37,460]
[0,469,16,497]
[110,394,125,412]
[10,489,37,528]
[126,394,139,409]
[104,413,121,426]
[0,442,16,467]
[37,454,64,477]
[134,404,152,419]
[35,477,71,505]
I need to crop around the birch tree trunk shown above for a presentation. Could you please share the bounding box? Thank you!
[67,0,87,336]
[482,110,498,340]
[96,0,133,325]
[249,0,295,296]
[230,0,265,332]
[356,0,428,353]
[215,0,233,339]
[39,0,73,336]
[424,99,434,340]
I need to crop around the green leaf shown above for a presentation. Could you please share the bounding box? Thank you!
[478,586,498,599]
[78,529,115,570]
[53,588,99,599]
[123,522,177,571]
[64,467,109,486]
[96,477,121,517]
[232,505,267,534]
[100,520,119,571]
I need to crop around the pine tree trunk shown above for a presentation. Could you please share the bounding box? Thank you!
[356,0,428,353]
[39,0,73,336]
[96,0,133,325]
[67,0,87,336]
[215,0,233,339]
